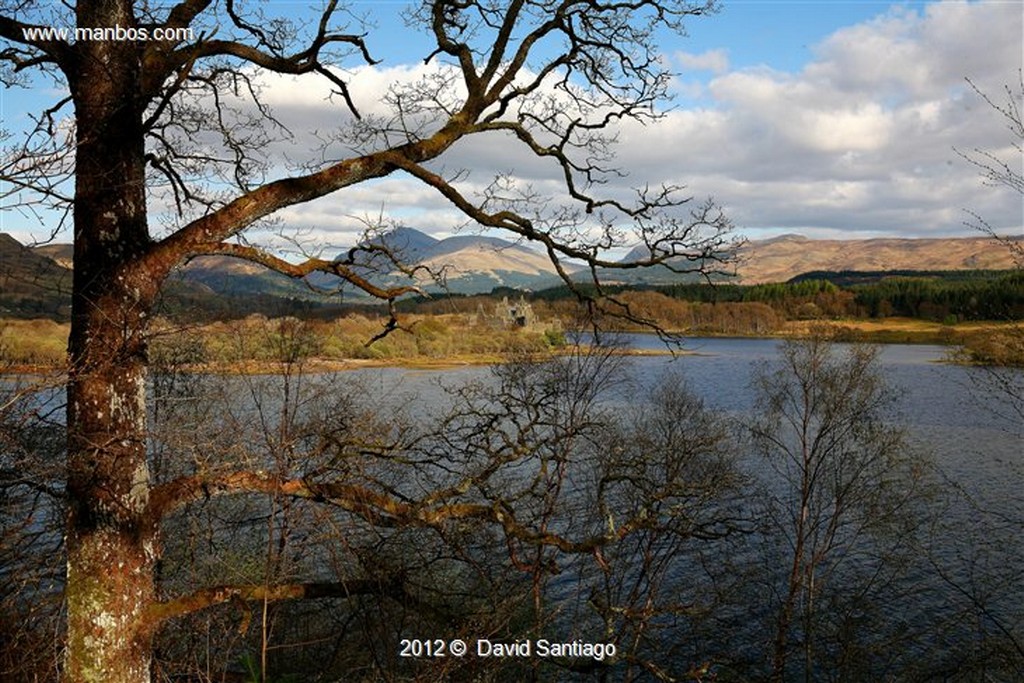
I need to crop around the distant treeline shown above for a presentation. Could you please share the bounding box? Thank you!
[155,282,379,322]
[146,270,1024,324]
[521,270,1024,323]
[845,271,1024,320]
[4,263,1022,325]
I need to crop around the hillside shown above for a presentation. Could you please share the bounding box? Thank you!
[2,232,1019,320]
[2,234,353,321]
[0,234,73,319]
[614,233,1019,285]
[738,235,1020,284]
[412,235,570,291]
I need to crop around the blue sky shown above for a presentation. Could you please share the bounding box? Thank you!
[355,1,933,74]
[678,1,932,69]
[1,1,1021,248]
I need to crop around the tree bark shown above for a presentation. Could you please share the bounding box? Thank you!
[65,3,159,680]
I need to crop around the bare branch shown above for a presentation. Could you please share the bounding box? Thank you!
[159,0,215,33]
[956,73,1024,205]
[148,467,647,559]
[145,577,409,626]
[0,14,72,69]
[182,241,426,301]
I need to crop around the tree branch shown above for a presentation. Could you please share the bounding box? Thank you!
[144,0,376,114]
[148,468,645,564]
[159,0,215,32]
[0,15,72,67]
[183,242,426,300]
[144,110,478,278]
[145,577,409,628]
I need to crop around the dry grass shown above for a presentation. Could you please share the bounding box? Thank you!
[146,312,566,372]
[782,318,957,344]
[0,319,69,368]
[954,325,1024,366]
[4,314,1022,373]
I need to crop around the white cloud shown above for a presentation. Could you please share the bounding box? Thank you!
[640,1,1022,237]
[675,48,730,74]
[173,1,1024,250]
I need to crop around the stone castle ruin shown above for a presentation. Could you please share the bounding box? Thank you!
[476,295,538,329]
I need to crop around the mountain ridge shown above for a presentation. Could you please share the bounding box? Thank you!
[739,234,1019,283]
[1,230,1018,317]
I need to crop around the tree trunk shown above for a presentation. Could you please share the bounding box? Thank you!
[771,488,811,682]
[65,3,159,680]
[65,358,155,683]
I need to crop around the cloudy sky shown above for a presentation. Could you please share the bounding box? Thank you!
[1,0,1022,249]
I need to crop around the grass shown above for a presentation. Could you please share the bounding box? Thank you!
[147,313,567,373]
[951,326,1024,366]
[0,319,69,369]
[778,318,958,344]
[3,314,1022,372]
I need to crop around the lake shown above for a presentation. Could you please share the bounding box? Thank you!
[5,335,1022,679]
[332,334,1022,678]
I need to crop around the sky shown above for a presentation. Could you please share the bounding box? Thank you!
[1,0,1022,250]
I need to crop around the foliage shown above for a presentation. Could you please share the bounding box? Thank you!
[530,270,1024,327]
[851,271,1024,320]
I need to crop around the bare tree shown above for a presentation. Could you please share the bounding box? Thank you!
[584,373,746,680]
[139,333,742,681]
[957,72,1024,410]
[956,71,1024,267]
[749,335,930,682]
[0,2,736,680]
[943,72,1024,680]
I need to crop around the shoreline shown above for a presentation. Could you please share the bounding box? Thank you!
[0,346,684,377]
[2,318,1021,375]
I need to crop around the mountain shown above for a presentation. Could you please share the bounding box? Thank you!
[4,231,1019,320]
[172,254,319,299]
[3,235,346,320]
[367,226,440,262]
[611,241,732,286]
[412,234,571,291]
[312,228,575,294]
[6,228,572,308]
[738,234,1020,284]
[615,234,1020,285]
[0,233,73,319]
[32,242,74,269]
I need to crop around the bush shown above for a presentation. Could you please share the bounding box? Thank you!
[958,329,1024,366]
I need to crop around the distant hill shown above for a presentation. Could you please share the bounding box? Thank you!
[173,254,324,300]
[617,234,1019,285]
[369,226,440,262]
[412,234,572,291]
[309,228,577,294]
[1,234,353,321]
[739,234,1019,284]
[0,234,73,320]
[32,242,74,269]
[2,231,1019,321]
